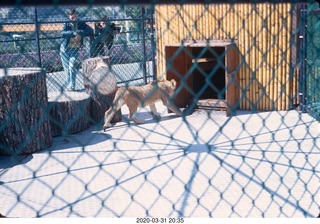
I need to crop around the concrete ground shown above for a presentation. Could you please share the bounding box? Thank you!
[0,102,319,218]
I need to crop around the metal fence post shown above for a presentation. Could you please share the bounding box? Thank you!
[150,7,156,81]
[299,7,307,112]
[141,6,147,84]
[34,7,42,68]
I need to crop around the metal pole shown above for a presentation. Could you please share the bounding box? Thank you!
[150,6,156,81]
[34,7,42,68]
[299,7,307,112]
[141,6,147,84]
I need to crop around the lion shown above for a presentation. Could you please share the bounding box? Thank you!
[103,79,182,131]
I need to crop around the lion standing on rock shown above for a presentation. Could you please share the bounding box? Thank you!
[103,79,182,131]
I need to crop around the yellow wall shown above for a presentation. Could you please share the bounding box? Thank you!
[155,3,297,110]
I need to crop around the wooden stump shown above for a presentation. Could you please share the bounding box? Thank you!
[82,57,122,124]
[0,68,52,155]
[48,91,91,136]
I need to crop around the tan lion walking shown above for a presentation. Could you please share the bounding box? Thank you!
[103,79,182,131]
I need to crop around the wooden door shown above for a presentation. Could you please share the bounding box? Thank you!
[165,46,192,109]
[225,43,240,116]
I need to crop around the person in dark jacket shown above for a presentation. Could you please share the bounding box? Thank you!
[91,16,120,57]
[60,9,93,91]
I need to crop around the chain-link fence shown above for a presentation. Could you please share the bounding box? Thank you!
[300,6,320,121]
[0,6,156,92]
[0,1,319,218]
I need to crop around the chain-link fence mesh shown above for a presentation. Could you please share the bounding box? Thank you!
[0,6,155,91]
[0,1,319,218]
[303,6,320,121]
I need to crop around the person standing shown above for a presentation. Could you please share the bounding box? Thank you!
[60,9,93,91]
[91,16,120,57]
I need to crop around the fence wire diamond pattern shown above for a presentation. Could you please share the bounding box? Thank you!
[0,1,319,218]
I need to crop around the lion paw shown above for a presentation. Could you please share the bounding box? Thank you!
[133,118,145,124]
[103,123,113,131]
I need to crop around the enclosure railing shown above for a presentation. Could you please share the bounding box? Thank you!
[0,6,156,90]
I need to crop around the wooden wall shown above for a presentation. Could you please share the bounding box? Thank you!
[155,3,298,111]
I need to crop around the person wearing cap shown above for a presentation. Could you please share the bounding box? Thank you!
[60,9,93,91]
[91,15,120,57]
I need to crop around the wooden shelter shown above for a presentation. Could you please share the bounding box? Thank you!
[155,3,301,111]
